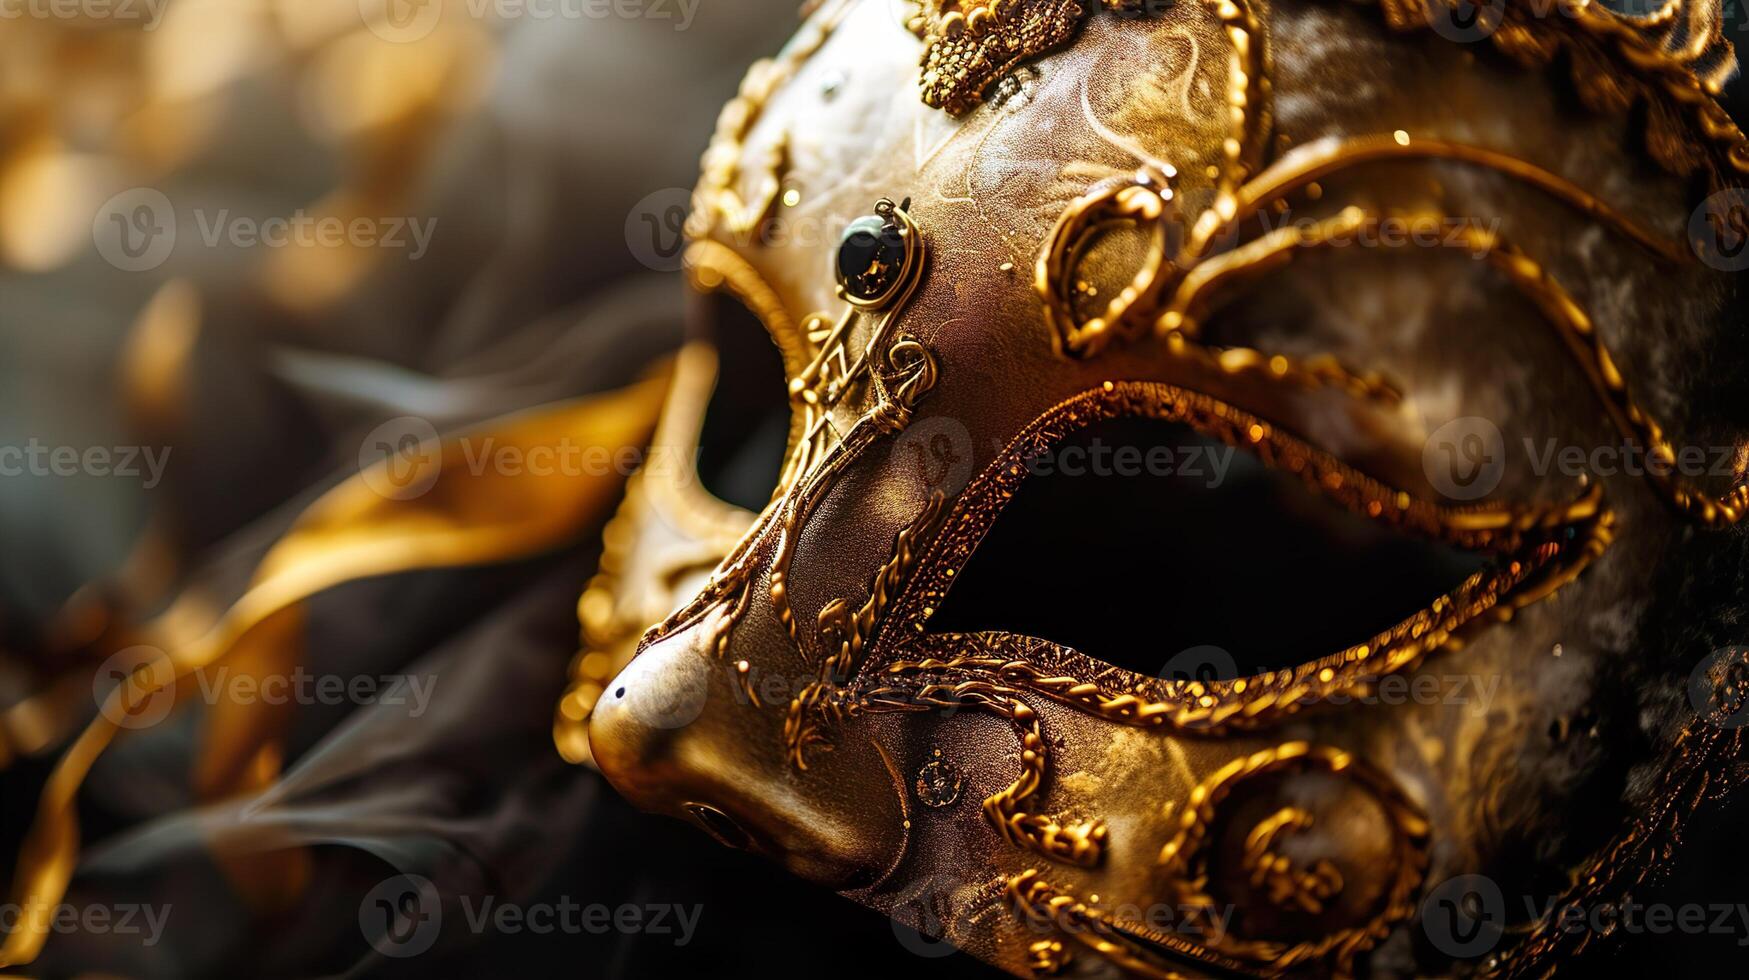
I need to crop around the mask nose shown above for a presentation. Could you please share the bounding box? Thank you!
[588,623,716,812]
[589,611,904,888]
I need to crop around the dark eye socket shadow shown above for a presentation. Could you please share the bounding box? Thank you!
[926,415,1490,678]
[695,291,793,512]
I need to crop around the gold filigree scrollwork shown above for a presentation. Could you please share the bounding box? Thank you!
[859,678,1108,866]
[1190,0,1271,252]
[659,197,937,691]
[1241,807,1344,915]
[638,194,934,668]
[1039,130,1749,526]
[1180,195,1746,528]
[1036,173,1175,358]
[768,198,934,647]
[908,0,1745,185]
[974,694,1106,866]
[1034,173,1405,404]
[1156,743,1431,973]
[784,493,950,766]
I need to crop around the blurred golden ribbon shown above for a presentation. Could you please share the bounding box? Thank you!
[0,361,673,968]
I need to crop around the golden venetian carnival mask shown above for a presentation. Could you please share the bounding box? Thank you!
[578,0,1749,975]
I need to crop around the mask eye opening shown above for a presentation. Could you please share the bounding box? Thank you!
[872,382,1608,693]
[690,290,793,512]
[681,241,813,513]
[923,412,1494,678]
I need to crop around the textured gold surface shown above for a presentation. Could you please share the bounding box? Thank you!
[585,0,1749,976]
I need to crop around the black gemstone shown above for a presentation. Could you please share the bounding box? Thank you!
[836,214,906,301]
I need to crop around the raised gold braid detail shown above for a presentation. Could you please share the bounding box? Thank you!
[639,199,936,669]
[999,745,1431,977]
[1007,868,1253,978]
[1242,807,1345,915]
[871,509,1603,730]
[769,200,934,650]
[1036,175,1401,399]
[659,7,1748,977]
[783,493,950,767]
[1188,0,1270,259]
[1205,135,1693,269]
[1464,225,1749,527]
[859,680,1109,866]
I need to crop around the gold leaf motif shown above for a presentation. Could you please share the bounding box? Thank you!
[909,0,1147,116]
